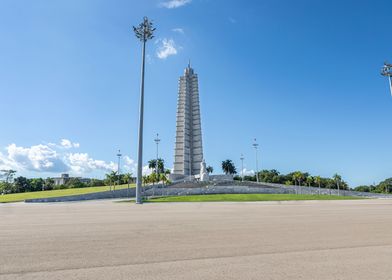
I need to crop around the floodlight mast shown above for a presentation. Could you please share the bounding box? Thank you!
[117,150,122,189]
[252,139,259,183]
[240,154,244,182]
[381,62,392,96]
[133,17,155,204]
[154,133,161,176]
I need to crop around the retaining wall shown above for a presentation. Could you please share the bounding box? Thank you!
[25,181,392,203]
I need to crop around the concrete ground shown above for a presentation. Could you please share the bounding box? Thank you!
[1,199,392,280]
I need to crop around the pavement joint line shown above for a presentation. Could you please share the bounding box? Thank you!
[2,243,392,277]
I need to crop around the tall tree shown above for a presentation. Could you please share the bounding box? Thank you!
[206,166,213,174]
[292,171,304,186]
[30,178,45,192]
[148,159,165,174]
[221,160,237,175]
[13,176,29,193]
[314,176,322,194]
[333,173,342,195]
[306,176,313,187]
[377,178,392,193]
[0,170,16,184]
[123,173,133,189]
[105,171,118,191]
[148,160,156,172]
[44,178,55,191]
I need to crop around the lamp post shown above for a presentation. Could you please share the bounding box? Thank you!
[154,133,161,176]
[252,138,259,183]
[133,17,155,204]
[154,133,161,197]
[116,150,122,190]
[381,62,392,96]
[240,154,244,182]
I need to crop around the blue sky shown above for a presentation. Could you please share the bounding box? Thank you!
[1,0,392,186]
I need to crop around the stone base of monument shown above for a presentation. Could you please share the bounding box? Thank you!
[169,174,195,182]
[169,173,233,183]
[209,174,233,181]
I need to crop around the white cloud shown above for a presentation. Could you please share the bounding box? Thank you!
[156,38,178,59]
[240,168,255,176]
[172,28,184,34]
[60,139,80,149]
[3,143,68,173]
[122,156,137,174]
[123,157,151,176]
[160,0,191,9]
[0,140,138,177]
[66,153,117,174]
[143,165,152,176]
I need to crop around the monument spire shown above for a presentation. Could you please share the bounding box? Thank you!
[172,63,203,180]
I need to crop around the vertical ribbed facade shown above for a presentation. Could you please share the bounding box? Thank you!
[173,64,203,176]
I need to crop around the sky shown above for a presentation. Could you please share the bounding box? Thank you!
[1,0,392,186]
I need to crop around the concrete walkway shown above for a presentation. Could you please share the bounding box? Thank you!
[1,199,392,279]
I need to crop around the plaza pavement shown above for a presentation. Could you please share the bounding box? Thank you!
[1,199,392,279]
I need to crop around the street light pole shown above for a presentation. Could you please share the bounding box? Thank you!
[153,134,161,197]
[381,62,392,96]
[154,133,161,176]
[240,154,244,182]
[116,150,122,190]
[133,17,155,204]
[252,139,259,183]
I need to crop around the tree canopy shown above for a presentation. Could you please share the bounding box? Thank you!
[221,160,237,175]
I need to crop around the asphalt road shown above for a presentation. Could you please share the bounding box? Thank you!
[1,199,392,279]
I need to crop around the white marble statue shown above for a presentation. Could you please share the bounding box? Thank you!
[200,159,209,182]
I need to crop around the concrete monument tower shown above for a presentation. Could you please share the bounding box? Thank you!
[172,62,204,179]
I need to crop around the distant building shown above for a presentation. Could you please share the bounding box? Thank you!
[52,174,70,186]
[52,174,91,186]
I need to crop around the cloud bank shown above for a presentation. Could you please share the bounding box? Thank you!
[0,139,151,176]
[160,0,191,9]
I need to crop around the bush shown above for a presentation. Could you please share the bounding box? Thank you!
[53,184,68,190]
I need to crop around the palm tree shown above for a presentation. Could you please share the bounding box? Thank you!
[148,158,165,174]
[314,176,322,194]
[306,176,313,187]
[297,172,304,186]
[292,171,304,194]
[123,172,133,190]
[110,171,118,191]
[292,172,299,194]
[105,171,118,191]
[156,158,165,174]
[221,160,237,175]
[148,160,156,172]
[206,166,213,174]
[333,173,342,196]
[142,175,149,186]
[160,173,168,185]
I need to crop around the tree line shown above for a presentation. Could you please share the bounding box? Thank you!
[233,169,349,190]
[220,159,392,193]
[0,169,106,194]
[2,161,392,194]
[354,178,392,193]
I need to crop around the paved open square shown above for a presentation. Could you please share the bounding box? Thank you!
[1,199,392,279]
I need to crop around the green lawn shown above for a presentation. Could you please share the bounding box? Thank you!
[147,193,364,203]
[0,184,135,203]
